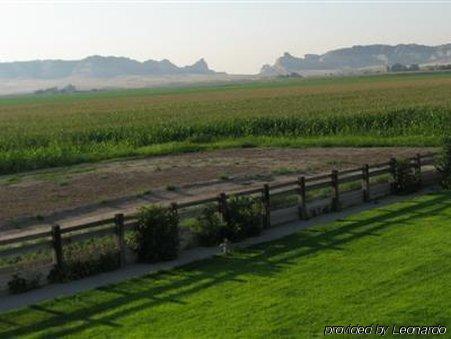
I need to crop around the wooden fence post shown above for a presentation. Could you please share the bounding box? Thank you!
[362,164,370,202]
[389,157,398,193]
[171,202,178,215]
[114,213,126,267]
[218,193,229,224]
[262,184,271,228]
[298,176,308,219]
[331,169,340,212]
[51,224,64,272]
[416,153,422,187]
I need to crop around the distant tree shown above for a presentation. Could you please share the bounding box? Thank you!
[390,63,408,72]
[437,64,451,70]
[409,64,420,71]
[289,72,303,78]
[60,84,77,93]
[34,87,59,95]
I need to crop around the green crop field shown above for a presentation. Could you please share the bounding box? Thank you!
[1,191,449,338]
[0,72,450,174]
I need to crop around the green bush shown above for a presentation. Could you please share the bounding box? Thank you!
[48,240,120,283]
[134,205,179,263]
[186,204,226,246]
[393,159,420,194]
[226,196,263,242]
[436,137,451,189]
[8,273,41,294]
[187,197,263,246]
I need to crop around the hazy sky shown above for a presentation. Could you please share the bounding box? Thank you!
[1,1,451,74]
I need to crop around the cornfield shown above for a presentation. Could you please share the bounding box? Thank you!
[0,73,450,174]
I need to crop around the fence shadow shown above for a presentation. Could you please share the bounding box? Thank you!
[0,192,449,337]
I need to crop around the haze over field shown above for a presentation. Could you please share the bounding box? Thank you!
[1,43,451,95]
[0,2,450,94]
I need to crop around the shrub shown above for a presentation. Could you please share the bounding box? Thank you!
[186,204,226,246]
[8,273,41,294]
[227,196,263,241]
[436,137,451,189]
[187,197,263,246]
[48,240,120,283]
[393,159,420,194]
[134,205,179,263]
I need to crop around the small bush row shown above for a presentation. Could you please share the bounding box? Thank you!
[48,250,120,283]
[8,273,42,294]
[8,196,263,293]
[186,196,263,247]
[391,136,450,195]
[8,239,120,293]
[392,159,421,195]
[134,196,264,262]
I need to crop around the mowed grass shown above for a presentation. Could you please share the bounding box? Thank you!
[1,72,450,174]
[1,191,450,338]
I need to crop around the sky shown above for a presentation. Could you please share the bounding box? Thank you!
[1,1,451,74]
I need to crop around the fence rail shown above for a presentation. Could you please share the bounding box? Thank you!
[0,152,440,290]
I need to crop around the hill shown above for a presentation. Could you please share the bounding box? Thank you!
[0,56,218,79]
[261,43,451,75]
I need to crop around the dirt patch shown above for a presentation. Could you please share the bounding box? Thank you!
[0,147,435,233]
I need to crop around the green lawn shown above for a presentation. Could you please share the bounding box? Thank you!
[1,191,450,338]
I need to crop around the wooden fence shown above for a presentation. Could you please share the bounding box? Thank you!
[0,152,438,291]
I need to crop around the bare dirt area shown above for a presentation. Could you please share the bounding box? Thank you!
[0,147,435,236]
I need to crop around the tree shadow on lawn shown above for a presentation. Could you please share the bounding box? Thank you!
[0,192,449,337]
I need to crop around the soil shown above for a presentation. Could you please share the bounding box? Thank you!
[0,147,435,236]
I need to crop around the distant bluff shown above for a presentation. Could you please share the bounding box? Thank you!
[261,43,451,75]
[0,56,218,79]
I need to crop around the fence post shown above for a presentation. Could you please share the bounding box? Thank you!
[262,184,271,228]
[331,169,340,212]
[416,153,422,187]
[362,164,370,202]
[389,157,398,193]
[114,213,126,267]
[298,176,308,219]
[218,192,229,224]
[51,224,64,272]
[171,202,178,215]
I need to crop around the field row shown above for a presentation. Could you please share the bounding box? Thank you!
[1,73,450,174]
